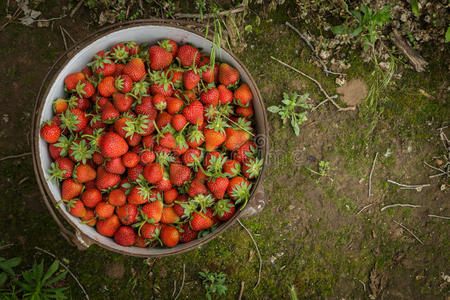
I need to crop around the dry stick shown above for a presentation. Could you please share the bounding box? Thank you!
[285,21,345,76]
[34,246,89,299]
[380,204,421,212]
[172,280,177,297]
[0,7,21,32]
[386,179,430,190]
[392,220,424,245]
[237,219,262,290]
[428,214,450,220]
[238,281,245,300]
[0,152,31,162]
[70,0,84,18]
[0,243,14,251]
[60,25,68,51]
[174,263,185,300]
[138,0,143,10]
[174,6,245,19]
[61,27,76,43]
[368,152,379,197]
[357,203,375,215]
[270,56,355,112]
[312,95,338,110]
[423,161,449,178]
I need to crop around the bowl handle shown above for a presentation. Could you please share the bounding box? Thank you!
[240,184,266,218]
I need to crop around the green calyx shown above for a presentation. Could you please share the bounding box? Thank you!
[205,116,228,134]
[70,139,94,164]
[245,158,264,179]
[46,162,67,183]
[187,125,205,144]
[59,110,80,133]
[111,45,129,62]
[54,135,73,157]
[231,181,252,207]
[213,199,233,217]
[206,154,227,179]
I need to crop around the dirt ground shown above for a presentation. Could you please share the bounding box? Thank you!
[0,1,449,299]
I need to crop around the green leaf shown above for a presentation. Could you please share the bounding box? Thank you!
[244,25,252,32]
[351,26,363,37]
[411,0,419,16]
[351,10,362,22]
[446,27,450,43]
[267,106,280,113]
[331,25,347,35]
[0,273,7,287]
[41,260,59,285]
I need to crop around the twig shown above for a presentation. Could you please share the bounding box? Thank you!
[61,27,76,43]
[0,243,14,251]
[174,263,185,300]
[285,21,345,76]
[138,0,143,10]
[357,203,375,215]
[392,220,424,245]
[428,214,450,220]
[37,15,67,22]
[6,0,9,15]
[380,204,421,212]
[270,56,355,112]
[34,246,89,299]
[174,6,245,19]
[238,281,245,300]
[70,0,84,18]
[423,161,444,173]
[368,152,379,197]
[429,171,450,178]
[172,280,177,297]
[0,7,21,32]
[18,176,29,185]
[387,179,430,190]
[237,219,262,290]
[355,278,366,292]
[60,25,68,50]
[0,152,31,162]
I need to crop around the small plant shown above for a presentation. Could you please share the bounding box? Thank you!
[305,161,331,177]
[0,257,21,287]
[199,271,227,300]
[332,4,391,51]
[267,92,311,136]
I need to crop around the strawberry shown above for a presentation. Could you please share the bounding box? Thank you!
[122,152,140,168]
[152,94,167,111]
[115,74,133,93]
[114,226,136,246]
[96,166,120,190]
[160,206,180,224]
[169,163,191,186]
[67,199,86,218]
[163,188,178,204]
[127,164,144,182]
[96,215,120,237]
[190,211,212,231]
[65,72,85,91]
[234,141,256,163]
[104,157,125,175]
[156,176,172,192]
[95,201,115,219]
[200,87,219,107]
[214,199,235,221]
[166,97,183,115]
[127,185,152,205]
[135,236,148,248]
[112,92,134,112]
[188,179,208,197]
[171,114,187,131]
[106,188,126,207]
[206,208,219,226]
[201,64,218,83]
[140,149,156,165]
[204,128,226,152]
[206,177,229,199]
[53,98,68,114]
[227,176,251,204]
[73,97,91,111]
[234,83,253,107]
[141,200,163,223]
[60,109,88,133]
[148,45,173,70]
[73,163,96,183]
[110,43,129,62]
[219,63,240,86]
[100,132,129,158]
[179,223,198,243]
[75,80,95,98]
[159,39,178,58]
[235,105,254,117]
[81,209,97,226]
[135,96,157,119]
[242,158,263,180]
[61,178,83,200]
[223,159,241,177]
[158,132,176,149]
[123,58,146,82]
[126,41,140,55]
[116,204,138,225]
[40,120,61,143]
[90,53,116,76]
[183,100,204,126]
[224,128,250,151]
[98,76,118,97]
[173,194,188,217]
[143,163,164,183]
[47,157,74,181]
[177,44,200,67]
[150,81,173,97]
[181,148,201,166]
[160,225,179,247]
[218,84,233,104]
[183,69,200,90]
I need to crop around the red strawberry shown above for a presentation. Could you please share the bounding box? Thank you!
[219,63,240,86]
[135,96,157,119]
[95,201,115,219]
[112,92,134,112]
[98,76,118,97]
[66,108,88,133]
[140,223,159,239]
[223,159,241,177]
[163,188,178,204]
[102,102,120,123]
[67,199,86,218]
[141,200,163,223]
[156,176,172,192]
[65,72,85,91]
[127,185,150,205]
[40,120,61,143]
[116,204,138,225]
[183,69,200,90]
[224,128,250,151]
[48,157,74,180]
[140,149,156,165]
[158,132,176,149]
[48,143,63,160]
[201,64,218,83]
[90,54,116,76]
[81,188,102,208]
[181,148,201,166]
[96,215,120,237]
[123,58,146,82]
[115,74,133,93]
[206,208,219,226]
[155,112,172,129]
[152,94,167,111]
[110,43,129,62]
[188,179,208,197]
[218,84,233,104]
[160,206,180,224]
[169,163,191,186]
[179,223,198,243]
[160,225,179,247]
[183,100,204,126]
[114,226,136,246]
[151,81,173,97]
[126,41,140,55]
[235,105,254,117]
[73,97,91,111]
[204,128,226,152]
[122,152,139,168]
[75,80,95,98]
[148,45,173,70]
[166,97,183,115]
[107,188,126,206]
[206,177,229,199]
[61,178,83,200]
[81,209,96,226]
[234,83,253,107]
[100,132,129,158]
[53,98,68,114]
[96,166,120,190]
[159,39,178,58]
[200,87,219,107]
[190,211,212,231]
[214,199,235,221]
[143,163,164,183]
[127,164,144,182]
[105,157,126,175]
[74,163,96,183]
[177,44,200,67]
[126,133,142,147]
[227,176,251,203]
[173,194,188,217]
[234,141,256,163]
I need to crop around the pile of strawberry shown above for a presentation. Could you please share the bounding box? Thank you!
[40,39,263,248]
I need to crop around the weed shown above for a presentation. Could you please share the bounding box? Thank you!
[199,270,227,300]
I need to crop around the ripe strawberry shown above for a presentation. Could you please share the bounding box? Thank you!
[90,53,116,76]
[123,58,146,82]
[74,163,96,183]
[141,200,163,223]
[53,98,68,114]
[152,94,167,111]
[169,163,191,186]
[135,96,157,119]
[156,112,172,129]
[234,141,256,163]
[127,185,150,205]
[126,41,140,55]
[201,64,218,83]
[135,236,148,248]
[183,69,200,90]
[166,97,183,115]
[105,157,126,175]
[163,188,178,204]
[219,63,240,86]
[140,223,159,239]
[148,45,173,70]
[181,148,201,166]
[158,132,176,149]
[223,159,241,177]
[81,208,96,226]
[214,199,235,221]
[179,223,198,243]
[242,158,263,180]
[200,87,219,107]
[171,114,187,131]
[112,92,134,112]
[75,80,95,98]
[73,96,91,111]
[190,211,212,231]
[151,81,173,97]
[81,188,102,208]
[143,163,164,183]
[140,149,156,165]
[65,72,85,91]
[40,120,60,143]
[96,166,120,190]
[183,100,204,126]
[204,128,226,152]
[122,152,139,168]
[61,178,83,200]
[101,132,129,158]
[67,199,86,218]
[156,176,172,192]
[206,177,229,199]
[177,44,200,67]
[188,179,208,197]
[92,152,105,165]
[218,84,233,104]
[61,108,88,133]
[101,103,119,123]
[115,74,133,93]
[159,39,178,58]
[108,188,126,207]
[114,226,136,246]
[95,201,115,219]
[116,204,138,225]
[206,207,219,226]
[98,76,118,97]
[160,225,179,247]
[47,157,74,181]
[48,143,63,160]
[173,194,188,217]
[96,215,120,237]
[235,105,254,117]
[160,206,180,224]
[127,164,144,182]
[234,83,253,107]
[224,128,250,151]
[110,43,129,62]
[227,176,251,203]
[81,66,92,77]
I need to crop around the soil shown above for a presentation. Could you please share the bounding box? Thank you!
[0,1,448,299]
[337,78,368,106]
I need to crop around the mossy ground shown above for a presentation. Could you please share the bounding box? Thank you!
[0,2,448,299]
